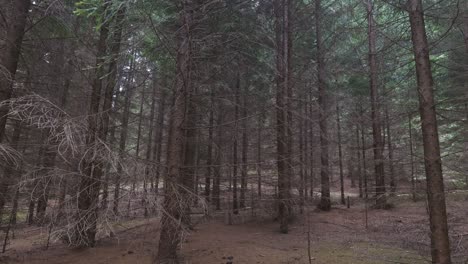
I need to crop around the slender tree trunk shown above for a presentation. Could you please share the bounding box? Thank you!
[361,122,368,199]
[205,90,214,202]
[153,88,167,194]
[356,123,363,198]
[141,73,158,217]
[299,98,305,211]
[240,82,248,209]
[408,113,416,201]
[0,0,30,217]
[36,52,71,223]
[366,0,386,208]
[212,102,223,210]
[408,1,451,262]
[156,0,194,261]
[303,101,310,200]
[232,74,240,214]
[113,82,133,216]
[181,91,198,226]
[74,1,114,247]
[385,106,396,194]
[336,103,345,205]
[0,0,30,141]
[316,0,331,211]
[462,2,468,189]
[275,0,292,233]
[0,121,22,221]
[309,92,315,198]
[256,114,263,199]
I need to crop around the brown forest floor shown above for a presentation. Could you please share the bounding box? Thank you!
[1,189,468,264]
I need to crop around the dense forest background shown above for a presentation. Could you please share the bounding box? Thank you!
[0,0,467,263]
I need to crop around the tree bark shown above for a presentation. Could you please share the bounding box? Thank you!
[74,1,114,247]
[155,0,194,261]
[336,103,345,205]
[316,0,331,211]
[240,81,248,209]
[232,73,239,215]
[0,0,30,141]
[408,0,452,262]
[385,106,396,194]
[366,0,386,208]
[256,113,263,199]
[205,89,215,202]
[356,123,363,198]
[0,0,30,217]
[275,0,293,233]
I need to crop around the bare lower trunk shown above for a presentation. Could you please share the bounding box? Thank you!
[0,0,30,216]
[205,90,214,202]
[408,1,451,262]
[367,0,386,208]
[275,0,293,233]
[356,123,363,198]
[232,74,240,215]
[155,1,194,261]
[240,83,248,209]
[336,103,345,205]
[408,113,416,201]
[316,0,330,211]
[385,107,396,194]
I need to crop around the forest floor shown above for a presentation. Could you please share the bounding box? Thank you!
[1,187,468,264]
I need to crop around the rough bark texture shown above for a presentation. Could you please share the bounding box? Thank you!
[0,0,30,141]
[0,0,30,216]
[408,0,452,262]
[275,0,293,233]
[205,89,214,201]
[366,0,386,208]
[232,74,239,215]
[74,1,113,247]
[385,107,396,194]
[356,123,363,198]
[316,0,331,211]
[155,0,193,262]
[336,103,345,205]
[240,82,248,208]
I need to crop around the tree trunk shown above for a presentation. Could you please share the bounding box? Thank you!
[385,106,396,194]
[0,0,30,217]
[356,123,363,198]
[240,82,248,209]
[336,103,345,205]
[153,87,167,195]
[0,121,22,221]
[408,1,452,262]
[74,1,114,247]
[113,79,133,216]
[275,0,293,233]
[212,102,223,210]
[316,0,331,211]
[360,106,369,199]
[232,74,240,215]
[309,92,315,198]
[408,113,416,201]
[299,98,305,211]
[256,113,263,199]
[0,0,30,141]
[366,0,386,208]
[205,89,214,202]
[155,0,194,261]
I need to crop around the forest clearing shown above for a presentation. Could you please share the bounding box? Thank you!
[1,0,468,263]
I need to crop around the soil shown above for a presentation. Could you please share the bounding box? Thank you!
[1,188,468,264]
